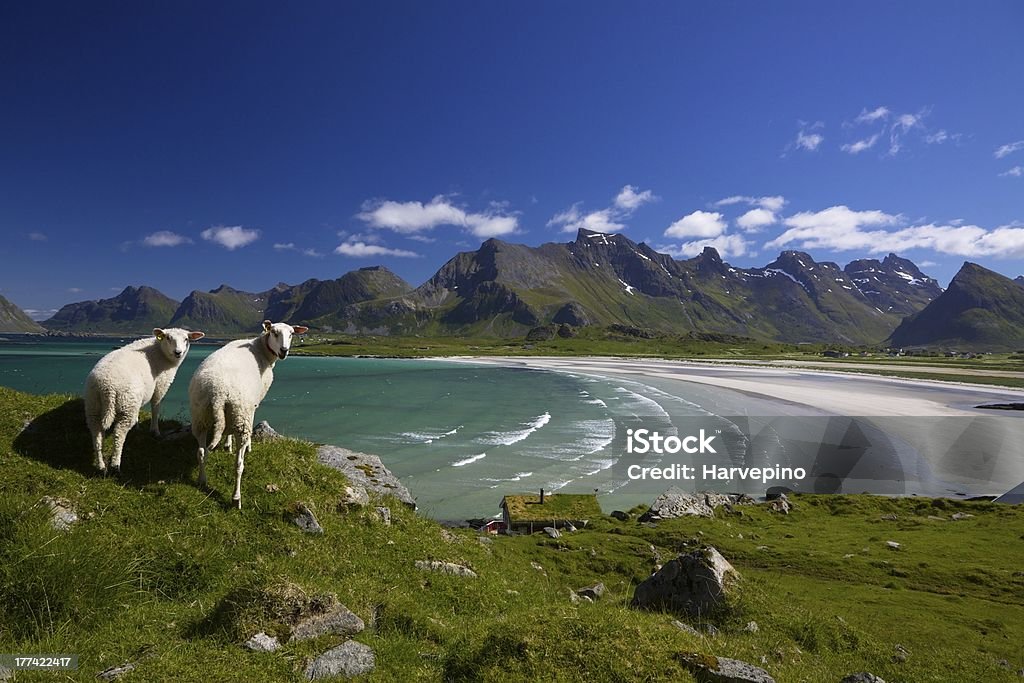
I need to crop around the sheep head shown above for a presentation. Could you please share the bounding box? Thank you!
[261,320,309,360]
[153,328,205,363]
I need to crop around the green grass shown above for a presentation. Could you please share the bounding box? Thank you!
[1,387,1023,681]
[501,494,602,523]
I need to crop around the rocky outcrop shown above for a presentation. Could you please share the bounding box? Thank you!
[317,445,415,508]
[305,640,376,679]
[677,653,775,683]
[290,503,324,534]
[640,488,751,521]
[291,604,364,642]
[840,674,886,683]
[632,546,739,617]
[253,420,283,442]
[243,632,280,652]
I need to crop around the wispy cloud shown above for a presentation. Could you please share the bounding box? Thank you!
[854,106,890,124]
[68,287,83,293]
[995,140,1024,159]
[766,204,1024,258]
[548,184,657,234]
[841,133,881,155]
[358,195,519,238]
[201,225,261,250]
[1000,166,1023,178]
[27,231,47,241]
[887,110,926,156]
[664,210,727,239]
[924,129,961,145]
[142,230,193,247]
[273,242,323,257]
[23,308,58,321]
[335,241,420,258]
[714,195,786,212]
[793,121,824,152]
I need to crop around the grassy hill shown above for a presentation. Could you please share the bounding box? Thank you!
[0,294,44,333]
[1,387,1022,681]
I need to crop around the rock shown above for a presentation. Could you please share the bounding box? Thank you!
[892,644,909,663]
[317,445,416,508]
[765,486,793,500]
[640,488,733,521]
[951,512,974,521]
[671,619,702,637]
[41,496,78,531]
[879,513,898,521]
[244,631,280,652]
[543,526,561,539]
[252,420,283,442]
[610,510,631,521]
[576,583,605,600]
[632,545,739,617]
[767,494,792,515]
[415,560,477,578]
[744,621,759,633]
[565,522,577,532]
[476,536,493,544]
[265,483,280,493]
[337,484,370,510]
[291,503,324,534]
[373,506,392,526]
[530,561,545,574]
[886,541,901,550]
[703,624,720,636]
[552,302,590,327]
[839,674,886,683]
[291,604,365,642]
[525,325,557,341]
[0,665,11,682]
[439,528,460,543]
[569,590,591,604]
[556,324,577,338]
[96,662,136,681]
[678,653,776,683]
[305,640,376,679]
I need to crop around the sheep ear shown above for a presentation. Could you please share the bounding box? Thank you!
[292,325,309,335]
[188,331,205,341]
[262,320,273,332]
[153,328,165,340]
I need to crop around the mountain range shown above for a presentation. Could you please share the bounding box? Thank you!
[6,230,1021,349]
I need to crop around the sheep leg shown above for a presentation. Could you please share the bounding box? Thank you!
[232,437,250,509]
[195,430,209,489]
[90,426,106,473]
[224,434,234,452]
[150,398,162,437]
[109,413,136,475]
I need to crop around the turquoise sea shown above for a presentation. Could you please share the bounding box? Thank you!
[2,337,1019,518]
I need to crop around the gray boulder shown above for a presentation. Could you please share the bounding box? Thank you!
[610,510,631,521]
[840,674,886,683]
[767,494,792,514]
[374,506,392,526]
[318,445,416,508]
[291,604,365,642]
[415,560,477,578]
[633,546,739,617]
[305,640,376,679]
[576,583,606,601]
[253,420,283,442]
[543,526,561,539]
[41,496,78,531]
[337,484,370,509]
[679,653,775,683]
[671,619,702,637]
[244,631,280,652]
[291,503,324,534]
[640,488,747,521]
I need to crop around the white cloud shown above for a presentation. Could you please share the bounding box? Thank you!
[994,140,1024,159]
[143,230,193,247]
[358,195,519,238]
[273,242,322,257]
[855,106,890,124]
[549,184,656,234]
[736,208,777,232]
[766,204,1024,258]
[407,235,436,243]
[794,121,825,151]
[887,110,927,156]
[1000,166,1023,177]
[68,287,83,293]
[23,308,58,321]
[841,133,881,155]
[664,210,728,239]
[201,225,261,250]
[335,241,420,258]
[27,232,47,241]
[660,234,752,258]
[714,195,786,212]
[613,184,657,210]
[925,129,958,145]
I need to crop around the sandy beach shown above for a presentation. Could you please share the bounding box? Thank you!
[453,356,1024,417]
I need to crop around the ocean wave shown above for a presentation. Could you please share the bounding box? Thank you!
[583,398,607,407]
[582,458,616,476]
[452,452,487,467]
[613,387,673,422]
[398,425,463,444]
[476,412,551,446]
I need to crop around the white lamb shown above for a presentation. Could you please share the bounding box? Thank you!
[85,327,206,474]
[189,320,308,508]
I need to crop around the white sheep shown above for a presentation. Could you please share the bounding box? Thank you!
[85,327,206,474]
[189,320,307,508]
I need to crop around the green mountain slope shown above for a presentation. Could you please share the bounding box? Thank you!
[890,262,1024,350]
[43,286,179,334]
[0,294,45,333]
[169,285,271,335]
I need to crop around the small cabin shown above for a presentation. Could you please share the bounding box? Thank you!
[499,489,601,534]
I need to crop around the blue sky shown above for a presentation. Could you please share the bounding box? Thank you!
[2,1,1023,319]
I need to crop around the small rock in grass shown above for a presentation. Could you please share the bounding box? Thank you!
[885,541,901,550]
[373,506,392,526]
[744,621,759,633]
[337,485,370,510]
[291,503,324,534]
[414,560,477,578]
[41,496,78,531]
[305,640,375,679]
[671,619,701,637]
[96,662,136,681]
[951,512,974,521]
[677,652,775,682]
[253,420,283,442]
[291,604,364,641]
[576,583,605,601]
[543,526,561,539]
[840,674,886,683]
[610,510,631,521]
[265,483,280,493]
[244,631,280,652]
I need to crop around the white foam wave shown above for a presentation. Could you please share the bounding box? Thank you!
[476,412,551,446]
[613,387,673,421]
[582,458,616,476]
[584,398,607,407]
[452,452,487,467]
[399,425,463,444]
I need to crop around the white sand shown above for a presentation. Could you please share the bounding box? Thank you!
[451,356,1024,417]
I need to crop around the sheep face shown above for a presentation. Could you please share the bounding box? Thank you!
[262,320,309,360]
[153,328,206,363]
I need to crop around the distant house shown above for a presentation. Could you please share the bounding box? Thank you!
[480,520,506,534]
[499,489,601,533]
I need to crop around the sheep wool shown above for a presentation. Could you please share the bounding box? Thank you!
[85,327,205,474]
[189,320,307,509]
